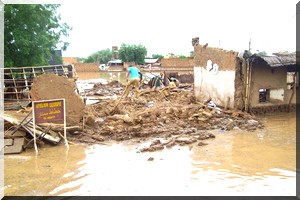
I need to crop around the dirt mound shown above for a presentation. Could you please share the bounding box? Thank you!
[30,74,85,126]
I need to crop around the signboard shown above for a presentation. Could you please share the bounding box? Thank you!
[32,98,69,153]
[33,99,65,124]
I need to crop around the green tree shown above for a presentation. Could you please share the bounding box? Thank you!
[4,4,72,67]
[118,43,147,64]
[190,51,194,58]
[152,54,164,59]
[178,54,186,59]
[84,48,113,64]
[257,51,268,56]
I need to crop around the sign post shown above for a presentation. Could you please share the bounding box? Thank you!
[32,98,69,153]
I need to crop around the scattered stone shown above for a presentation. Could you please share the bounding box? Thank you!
[198,142,208,146]
[147,157,154,161]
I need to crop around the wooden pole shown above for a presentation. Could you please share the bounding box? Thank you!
[111,84,129,114]
[288,73,296,112]
[32,103,38,153]
[63,99,69,149]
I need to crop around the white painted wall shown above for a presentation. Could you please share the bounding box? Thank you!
[194,66,235,108]
[269,88,284,102]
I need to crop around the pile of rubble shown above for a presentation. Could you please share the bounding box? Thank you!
[70,79,264,151]
[3,74,264,153]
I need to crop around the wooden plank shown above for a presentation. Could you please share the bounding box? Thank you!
[4,139,13,146]
[10,69,19,101]
[4,138,25,154]
[1,113,61,144]
[5,130,26,138]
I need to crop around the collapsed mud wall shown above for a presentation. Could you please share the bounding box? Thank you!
[30,74,85,126]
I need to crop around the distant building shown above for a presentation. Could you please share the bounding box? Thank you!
[107,59,123,66]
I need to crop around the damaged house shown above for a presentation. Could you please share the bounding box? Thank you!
[192,37,297,114]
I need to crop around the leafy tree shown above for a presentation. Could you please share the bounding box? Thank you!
[4,4,72,67]
[84,48,113,64]
[118,43,147,64]
[178,54,187,59]
[152,54,164,59]
[257,51,268,56]
[190,51,194,58]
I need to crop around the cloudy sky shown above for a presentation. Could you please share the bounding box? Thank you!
[4,0,299,58]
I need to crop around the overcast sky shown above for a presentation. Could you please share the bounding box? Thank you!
[4,0,299,58]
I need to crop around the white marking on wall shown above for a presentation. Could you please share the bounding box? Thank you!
[194,66,235,108]
[206,60,213,71]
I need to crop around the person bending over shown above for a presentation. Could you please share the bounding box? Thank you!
[124,65,141,98]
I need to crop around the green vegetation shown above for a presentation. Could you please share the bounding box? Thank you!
[257,51,268,56]
[178,54,187,59]
[4,4,72,67]
[84,48,113,64]
[190,51,194,58]
[118,43,147,64]
[152,54,164,59]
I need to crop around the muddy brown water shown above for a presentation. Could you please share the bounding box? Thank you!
[3,74,297,196]
[4,111,296,196]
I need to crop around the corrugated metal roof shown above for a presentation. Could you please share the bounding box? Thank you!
[108,59,123,64]
[144,58,159,64]
[253,53,296,67]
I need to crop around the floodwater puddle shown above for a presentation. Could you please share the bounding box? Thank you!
[4,112,296,196]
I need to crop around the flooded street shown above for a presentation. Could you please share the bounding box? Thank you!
[4,111,296,196]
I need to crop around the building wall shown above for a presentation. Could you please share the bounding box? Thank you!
[234,58,247,110]
[161,58,194,68]
[63,57,79,65]
[193,44,238,108]
[249,64,297,112]
[74,63,99,72]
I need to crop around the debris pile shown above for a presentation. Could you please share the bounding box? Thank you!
[68,81,264,151]
[83,80,125,97]
[4,75,264,154]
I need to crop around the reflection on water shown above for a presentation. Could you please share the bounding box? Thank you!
[4,111,296,196]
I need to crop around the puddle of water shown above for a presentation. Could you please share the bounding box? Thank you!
[4,112,296,196]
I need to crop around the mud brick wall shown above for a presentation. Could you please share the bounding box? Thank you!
[251,104,296,114]
[234,58,247,110]
[164,72,194,83]
[194,45,238,70]
[161,58,194,68]
[74,63,99,72]
[63,57,79,65]
[249,64,297,110]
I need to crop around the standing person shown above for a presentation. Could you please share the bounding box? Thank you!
[124,65,141,98]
